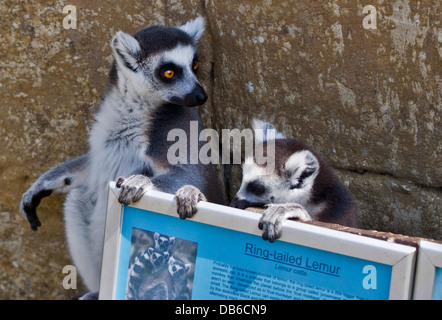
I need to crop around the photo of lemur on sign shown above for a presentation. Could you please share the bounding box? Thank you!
[125,229,196,300]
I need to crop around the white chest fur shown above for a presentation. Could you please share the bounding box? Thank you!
[87,93,153,193]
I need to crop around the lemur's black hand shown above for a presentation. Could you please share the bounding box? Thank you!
[21,189,52,231]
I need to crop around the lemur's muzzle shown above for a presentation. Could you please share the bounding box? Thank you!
[185,83,207,106]
[171,83,207,107]
[230,197,267,210]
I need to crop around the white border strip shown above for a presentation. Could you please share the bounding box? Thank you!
[413,240,442,300]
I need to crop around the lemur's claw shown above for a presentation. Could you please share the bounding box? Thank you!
[116,175,153,205]
[20,189,52,231]
[175,185,206,219]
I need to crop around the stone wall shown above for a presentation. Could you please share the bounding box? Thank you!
[0,0,440,299]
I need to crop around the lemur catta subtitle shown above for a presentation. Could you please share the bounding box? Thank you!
[230,120,359,242]
[20,17,225,291]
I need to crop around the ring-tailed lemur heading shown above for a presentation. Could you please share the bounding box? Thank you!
[20,17,225,292]
[230,120,359,242]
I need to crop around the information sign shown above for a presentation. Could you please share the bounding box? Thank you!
[99,183,416,300]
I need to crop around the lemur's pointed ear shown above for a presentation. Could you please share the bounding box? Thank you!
[285,150,319,189]
[111,31,142,71]
[252,119,286,143]
[179,16,205,42]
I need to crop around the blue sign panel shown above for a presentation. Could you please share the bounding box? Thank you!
[115,206,392,300]
[433,268,442,300]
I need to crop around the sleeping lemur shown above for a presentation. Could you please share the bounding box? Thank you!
[230,120,359,242]
[19,17,225,292]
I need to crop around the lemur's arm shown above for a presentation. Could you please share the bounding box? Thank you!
[258,203,312,242]
[20,153,89,231]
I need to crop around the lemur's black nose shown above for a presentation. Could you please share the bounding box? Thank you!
[190,84,207,106]
[196,91,208,105]
[229,197,251,210]
[181,84,207,107]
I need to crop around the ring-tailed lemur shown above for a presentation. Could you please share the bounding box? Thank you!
[154,232,175,252]
[167,256,191,300]
[20,17,225,292]
[126,248,191,300]
[136,255,191,300]
[126,246,171,300]
[230,120,359,242]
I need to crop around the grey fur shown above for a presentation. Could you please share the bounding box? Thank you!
[20,154,89,230]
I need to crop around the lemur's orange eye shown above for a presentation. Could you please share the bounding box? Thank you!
[193,61,199,71]
[164,70,175,79]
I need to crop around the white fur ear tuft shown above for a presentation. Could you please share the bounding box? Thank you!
[252,119,286,143]
[285,150,319,185]
[111,31,141,71]
[179,16,206,42]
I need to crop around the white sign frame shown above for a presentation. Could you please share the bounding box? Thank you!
[413,240,442,300]
[99,182,416,300]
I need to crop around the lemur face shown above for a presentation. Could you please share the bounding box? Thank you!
[110,17,207,107]
[152,45,206,107]
[168,257,191,280]
[230,145,320,209]
[147,247,170,269]
[154,233,175,252]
